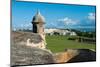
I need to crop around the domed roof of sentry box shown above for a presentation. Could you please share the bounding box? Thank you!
[32,10,45,23]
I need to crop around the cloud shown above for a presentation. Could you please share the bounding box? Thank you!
[46,12,95,29]
[78,12,96,28]
[20,23,32,29]
[58,17,78,25]
[45,22,57,28]
[87,13,95,20]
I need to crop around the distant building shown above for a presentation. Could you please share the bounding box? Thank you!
[31,10,45,34]
[45,28,77,36]
[70,32,77,36]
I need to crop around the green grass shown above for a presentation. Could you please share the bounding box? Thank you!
[46,35,96,53]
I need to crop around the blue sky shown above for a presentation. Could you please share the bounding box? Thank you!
[12,0,96,30]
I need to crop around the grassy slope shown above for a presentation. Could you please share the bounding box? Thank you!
[46,35,96,53]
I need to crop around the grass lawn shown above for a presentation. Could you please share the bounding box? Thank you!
[46,35,96,53]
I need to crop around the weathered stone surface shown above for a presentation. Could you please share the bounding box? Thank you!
[11,44,55,66]
[67,49,96,63]
[54,49,79,63]
[11,31,55,66]
[54,49,96,63]
[12,31,43,44]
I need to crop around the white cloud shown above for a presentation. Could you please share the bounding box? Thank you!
[87,13,95,20]
[25,23,32,27]
[20,23,32,28]
[58,17,78,25]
